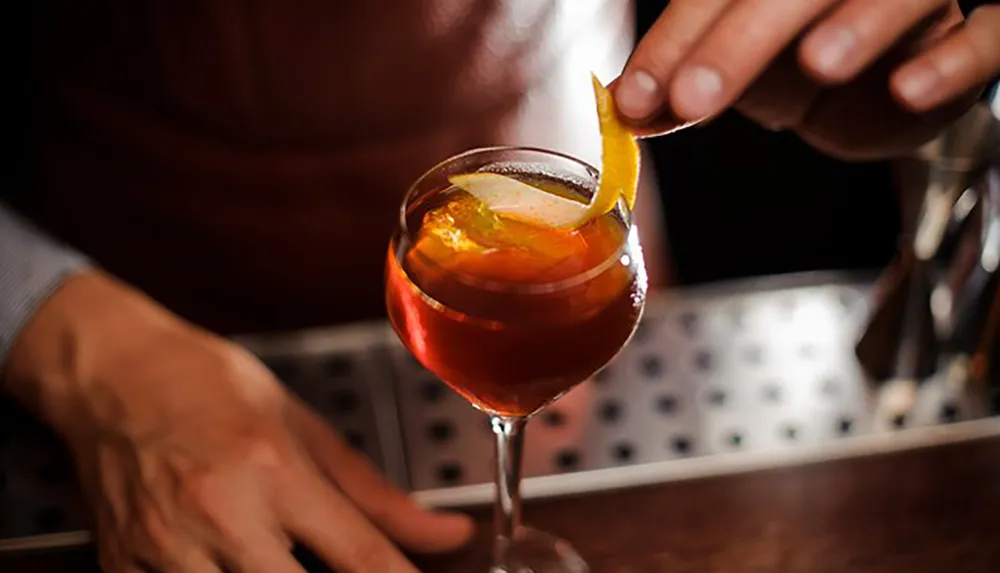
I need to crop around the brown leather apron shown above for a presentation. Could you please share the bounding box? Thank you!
[24,0,634,334]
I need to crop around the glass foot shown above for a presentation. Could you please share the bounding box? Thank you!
[489,526,589,573]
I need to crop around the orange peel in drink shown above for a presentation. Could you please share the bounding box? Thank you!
[449,74,639,229]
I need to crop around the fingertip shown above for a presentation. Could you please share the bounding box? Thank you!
[798,25,859,85]
[611,72,689,137]
[614,69,662,121]
[439,510,476,545]
[668,64,725,122]
[403,510,476,554]
[891,61,942,112]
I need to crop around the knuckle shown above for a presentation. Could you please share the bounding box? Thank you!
[238,433,291,473]
[176,471,242,539]
[178,434,290,506]
[180,469,224,508]
[244,435,286,466]
[203,343,250,379]
[190,337,263,381]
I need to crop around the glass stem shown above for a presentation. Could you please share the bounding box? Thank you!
[491,415,527,571]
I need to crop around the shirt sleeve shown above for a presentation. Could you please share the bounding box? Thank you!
[0,202,93,369]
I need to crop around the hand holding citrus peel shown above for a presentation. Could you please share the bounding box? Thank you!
[449,74,640,230]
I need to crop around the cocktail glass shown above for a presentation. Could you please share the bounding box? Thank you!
[386,146,647,573]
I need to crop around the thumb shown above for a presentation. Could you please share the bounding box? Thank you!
[286,399,475,553]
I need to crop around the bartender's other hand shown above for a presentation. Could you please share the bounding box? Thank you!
[6,272,472,573]
[616,1,1000,159]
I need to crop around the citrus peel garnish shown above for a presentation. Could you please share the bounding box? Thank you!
[446,173,587,228]
[585,72,640,214]
[449,73,639,229]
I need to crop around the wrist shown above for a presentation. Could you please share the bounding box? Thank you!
[3,271,183,436]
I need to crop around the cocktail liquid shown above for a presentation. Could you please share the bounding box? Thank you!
[386,172,645,416]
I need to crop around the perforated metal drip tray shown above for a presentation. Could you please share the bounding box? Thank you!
[2,271,998,551]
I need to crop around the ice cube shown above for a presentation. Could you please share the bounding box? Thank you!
[413,194,498,268]
[423,194,499,250]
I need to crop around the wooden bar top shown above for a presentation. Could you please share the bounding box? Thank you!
[4,436,999,572]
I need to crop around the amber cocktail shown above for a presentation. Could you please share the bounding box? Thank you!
[386,144,645,572]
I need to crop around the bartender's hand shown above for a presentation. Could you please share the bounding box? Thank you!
[4,272,472,573]
[616,0,1000,159]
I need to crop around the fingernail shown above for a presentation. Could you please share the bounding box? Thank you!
[896,63,940,108]
[672,65,723,120]
[615,70,660,119]
[810,26,857,76]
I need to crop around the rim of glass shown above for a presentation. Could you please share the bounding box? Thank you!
[396,145,637,294]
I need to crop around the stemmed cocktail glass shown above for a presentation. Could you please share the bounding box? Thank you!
[385,142,647,572]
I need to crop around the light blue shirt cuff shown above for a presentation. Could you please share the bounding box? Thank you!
[0,203,92,369]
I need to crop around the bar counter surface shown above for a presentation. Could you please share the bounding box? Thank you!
[4,432,998,573]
